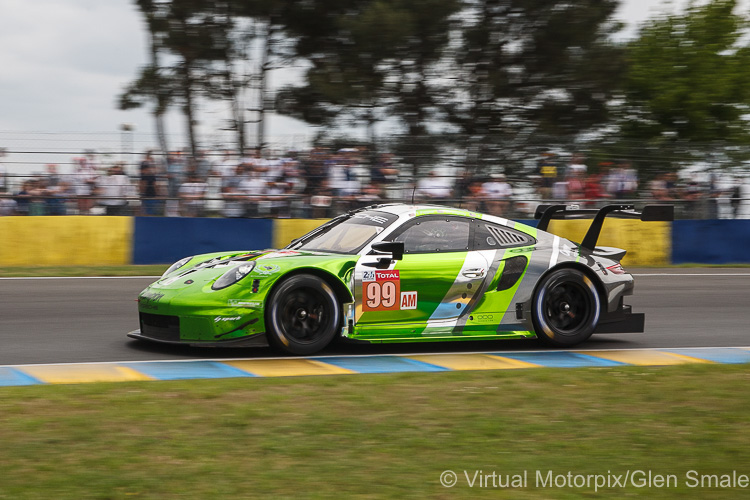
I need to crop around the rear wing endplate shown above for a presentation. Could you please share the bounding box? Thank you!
[534,204,674,252]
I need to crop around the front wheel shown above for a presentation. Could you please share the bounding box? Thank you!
[532,268,601,347]
[266,274,341,355]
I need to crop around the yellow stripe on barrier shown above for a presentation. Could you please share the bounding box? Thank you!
[0,216,133,266]
[225,359,355,377]
[272,219,328,249]
[407,354,538,371]
[579,350,713,366]
[19,364,153,384]
[546,219,671,266]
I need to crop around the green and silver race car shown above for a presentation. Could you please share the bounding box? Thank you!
[128,203,672,355]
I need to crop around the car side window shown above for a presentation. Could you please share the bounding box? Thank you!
[393,217,470,253]
[474,222,536,250]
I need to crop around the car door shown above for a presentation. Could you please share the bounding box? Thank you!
[353,216,489,338]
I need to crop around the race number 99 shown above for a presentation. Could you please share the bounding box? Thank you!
[362,271,401,311]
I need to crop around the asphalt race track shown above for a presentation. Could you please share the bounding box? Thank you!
[1,269,749,366]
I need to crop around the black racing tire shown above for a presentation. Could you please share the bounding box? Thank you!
[532,268,601,347]
[266,274,341,355]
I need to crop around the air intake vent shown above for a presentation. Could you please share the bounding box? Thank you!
[496,256,528,291]
[486,226,535,248]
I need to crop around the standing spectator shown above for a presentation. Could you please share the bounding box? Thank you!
[97,164,133,215]
[14,180,33,215]
[194,150,212,180]
[301,147,328,203]
[28,178,48,216]
[178,172,207,217]
[73,156,99,214]
[620,161,639,199]
[567,153,588,177]
[371,153,400,200]
[583,172,609,207]
[165,152,185,216]
[0,192,16,215]
[566,170,585,200]
[214,150,237,178]
[462,178,486,212]
[482,174,512,215]
[139,150,156,175]
[140,161,162,215]
[537,152,558,199]
[239,162,266,217]
[551,177,568,201]
[415,170,452,200]
[326,151,348,196]
[0,147,7,193]
[220,164,246,218]
[0,176,16,215]
[649,174,673,201]
[44,164,69,215]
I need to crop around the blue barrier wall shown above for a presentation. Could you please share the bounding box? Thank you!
[3,216,747,266]
[133,217,274,264]
[672,220,750,264]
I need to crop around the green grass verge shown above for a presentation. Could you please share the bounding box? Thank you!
[0,265,167,277]
[2,364,749,498]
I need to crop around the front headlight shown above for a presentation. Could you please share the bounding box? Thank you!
[162,256,193,277]
[212,262,256,290]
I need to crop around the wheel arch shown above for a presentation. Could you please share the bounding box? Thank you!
[269,267,354,306]
[532,262,606,310]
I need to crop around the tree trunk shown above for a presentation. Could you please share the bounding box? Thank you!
[226,58,246,154]
[256,20,272,153]
[182,62,198,158]
[149,32,169,156]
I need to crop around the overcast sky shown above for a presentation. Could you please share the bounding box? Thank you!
[0,0,684,168]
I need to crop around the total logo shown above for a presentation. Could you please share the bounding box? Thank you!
[375,270,399,281]
[363,270,400,282]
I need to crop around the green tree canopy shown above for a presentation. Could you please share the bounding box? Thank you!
[624,0,750,143]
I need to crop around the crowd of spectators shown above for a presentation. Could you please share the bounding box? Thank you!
[0,147,407,218]
[0,147,746,219]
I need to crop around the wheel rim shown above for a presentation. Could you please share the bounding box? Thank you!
[542,281,592,335]
[277,287,329,344]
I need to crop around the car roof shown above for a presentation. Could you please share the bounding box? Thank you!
[367,203,469,216]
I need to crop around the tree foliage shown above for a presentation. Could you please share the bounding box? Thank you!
[623,0,750,143]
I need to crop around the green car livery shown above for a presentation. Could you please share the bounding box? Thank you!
[129,203,671,355]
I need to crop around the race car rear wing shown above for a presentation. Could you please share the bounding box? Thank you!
[534,204,674,252]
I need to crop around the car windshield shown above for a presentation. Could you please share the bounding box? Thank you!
[287,210,398,254]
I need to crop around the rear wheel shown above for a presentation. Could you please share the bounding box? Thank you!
[266,274,341,355]
[532,268,601,347]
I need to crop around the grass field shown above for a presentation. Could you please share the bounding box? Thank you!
[2,364,749,498]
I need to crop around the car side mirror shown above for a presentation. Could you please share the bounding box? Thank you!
[371,241,404,261]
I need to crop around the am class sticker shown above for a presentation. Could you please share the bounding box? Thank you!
[400,291,418,310]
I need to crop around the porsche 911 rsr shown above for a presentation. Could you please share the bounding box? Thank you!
[128,203,672,355]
